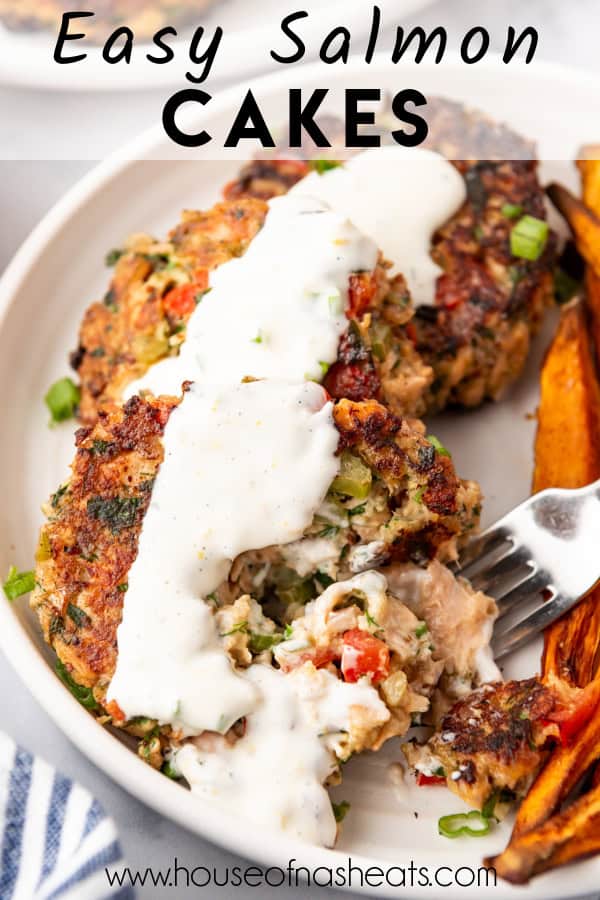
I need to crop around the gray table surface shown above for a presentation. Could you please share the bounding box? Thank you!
[1,1,599,897]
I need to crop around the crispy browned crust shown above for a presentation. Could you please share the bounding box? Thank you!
[224,100,556,413]
[72,198,267,423]
[333,398,479,561]
[31,395,175,698]
[33,394,478,704]
[405,680,560,810]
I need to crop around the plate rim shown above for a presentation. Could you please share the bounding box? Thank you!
[1,54,600,898]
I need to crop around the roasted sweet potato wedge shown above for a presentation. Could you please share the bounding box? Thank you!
[533,299,600,494]
[577,147,600,218]
[487,781,600,884]
[547,182,600,278]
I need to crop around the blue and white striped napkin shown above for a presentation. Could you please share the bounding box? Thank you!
[0,733,132,900]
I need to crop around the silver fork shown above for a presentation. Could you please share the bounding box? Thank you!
[454,479,600,659]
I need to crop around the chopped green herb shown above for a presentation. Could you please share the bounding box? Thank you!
[317,524,340,539]
[283,624,294,639]
[220,621,249,637]
[55,658,99,710]
[510,215,549,262]
[67,603,90,628]
[91,440,111,456]
[51,483,68,509]
[318,361,330,377]
[415,622,428,638]
[501,203,524,220]
[3,566,35,601]
[49,615,64,637]
[105,248,123,267]
[90,347,105,358]
[414,486,426,504]
[87,496,141,534]
[472,224,484,241]
[332,800,351,822]
[45,378,80,424]
[434,766,446,777]
[277,579,316,606]
[206,591,219,606]
[162,759,182,780]
[251,331,263,344]
[427,435,450,457]
[364,609,380,630]
[117,583,129,592]
[195,288,212,304]
[347,502,366,518]
[438,810,491,839]
[248,632,284,654]
[312,159,342,175]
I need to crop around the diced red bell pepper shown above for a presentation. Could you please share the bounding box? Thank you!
[416,773,446,786]
[341,628,390,684]
[163,277,208,321]
[347,272,378,319]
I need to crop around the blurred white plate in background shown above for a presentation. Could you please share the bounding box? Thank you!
[0,0,434,90]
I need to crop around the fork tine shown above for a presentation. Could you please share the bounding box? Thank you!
[454,526,513,575]
[495,569,550,616]
[491,591,562,659]
[462,545,531,596]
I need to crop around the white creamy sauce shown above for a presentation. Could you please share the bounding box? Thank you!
[107,380,339,735]
[292,147,466,306]
[126,192,378,399]
[175,662,389,847]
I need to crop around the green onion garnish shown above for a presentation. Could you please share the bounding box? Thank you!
[438,810,492,839]
[105,248,123,267]
[3,566,35,601]
[428,435,450,457]
[510,215,549,262]
[162,759,182,780]
[55,658,99,710]
[312,159,342,175]
[45,377,80,424]
[415,622,428,638]
[332,800,351,822]
[501,203,524,220]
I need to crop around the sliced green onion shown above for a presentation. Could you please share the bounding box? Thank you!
[248,632,284,654]
[438,810,492,839]
[427,435,450,457]
[312,159,342,175]
[415,622,428,638]
[332,800,351,822]
[510,215,549,262]
[162,759,182,780]
[331,452,372,499]
[501,203,524,220]
[3,566,35,601]
[45,377,80,424]
[55,658,99,710]
[105,248,123,267]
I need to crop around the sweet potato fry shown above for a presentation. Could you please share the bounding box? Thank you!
[533,299,600,494]
[577,147,600,218]
[511,687,600,836]
[487,781,600,884]
[547,182,600,278]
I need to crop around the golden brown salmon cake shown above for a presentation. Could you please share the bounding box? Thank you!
[224,98,556,413]
[403,679,562,812]
[72,200,430,423]
[72,198,268,423]
[31,396,479,715]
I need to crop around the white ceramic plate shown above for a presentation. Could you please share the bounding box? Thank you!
[0,0,432,91]
[0,56,598,899]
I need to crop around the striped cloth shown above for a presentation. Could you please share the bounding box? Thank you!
[0,733,132,899]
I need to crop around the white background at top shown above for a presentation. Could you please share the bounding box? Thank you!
[0,1,599,898]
